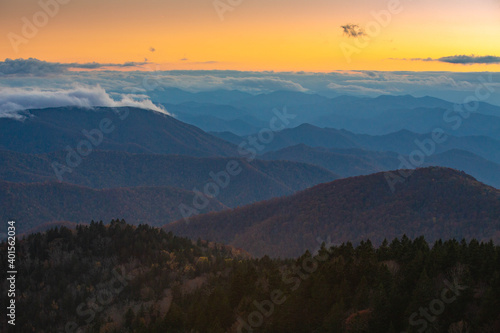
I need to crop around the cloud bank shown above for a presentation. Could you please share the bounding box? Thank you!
[0,58,148,76]
[0,85,168,119]
[1,58,499,106]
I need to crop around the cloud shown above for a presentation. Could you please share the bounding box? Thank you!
[149,47,156,52]
[437,55,500,64]
[341,24,366,38]
[149,74,308,93]
[0,58,66,76]
[0,58,148,76]
[399,55,500,65]
[0,85,169,119]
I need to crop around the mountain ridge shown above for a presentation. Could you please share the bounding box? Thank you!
[165,167,500,257]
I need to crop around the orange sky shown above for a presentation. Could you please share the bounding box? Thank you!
[1,0,499,72]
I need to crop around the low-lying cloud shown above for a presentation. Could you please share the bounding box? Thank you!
[0,58,148,76]
[134,73,308,93]
[0,85,168,119]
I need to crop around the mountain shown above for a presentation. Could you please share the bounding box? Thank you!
[142,92,500,139]
[235,90,329,109]
[174,113,262,136]
[0,106,238,157]
[261,144,400,177]
[261,144,500,188]
[256,123,360,152]
[252,124,500,164]
[0,150,339,207]
[312,106,500,139]
[227,93,500,138]
[0,180,226,234]
[165,167,500,257]
[146,87,253,105]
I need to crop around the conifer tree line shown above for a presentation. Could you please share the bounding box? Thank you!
[1,220,499,332]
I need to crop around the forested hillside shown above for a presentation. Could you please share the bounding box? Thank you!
[166,167,500,257]
[1,221,499,332]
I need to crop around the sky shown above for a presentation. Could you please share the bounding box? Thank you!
[1,0,500,115]
[1,0,500,72]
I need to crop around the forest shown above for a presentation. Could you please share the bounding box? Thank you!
[1,220,499,332]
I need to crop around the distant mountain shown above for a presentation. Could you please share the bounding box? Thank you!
[306,94,500,120]
[222,93,500,138]
[253,124,500,164]
[262,144,400,177]
[0,150,339,207]
[234,90,329,110]
[313,106,500,139]
[257,123,360,152]
[261,144,500,189]
[0,106,238,157]
[161,102,268,135]
[146,88,253,105]
[165,167,500,257]
[0,180,226,234]
[141,92,500,139]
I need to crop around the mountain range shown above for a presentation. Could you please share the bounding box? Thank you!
[2,99,500,247]
[150,90,500,139]
[261,144,500,188]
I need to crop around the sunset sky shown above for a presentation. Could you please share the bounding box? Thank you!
[1,0,499,72]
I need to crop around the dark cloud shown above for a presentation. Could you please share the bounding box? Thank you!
[0,58,148,76]
[437,55,500,64]
[402,55,500,65]
[0,58,66,76]
[341,24,366,38]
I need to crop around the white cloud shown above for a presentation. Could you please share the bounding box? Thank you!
[130,74,308,93]
[0,85,169,118]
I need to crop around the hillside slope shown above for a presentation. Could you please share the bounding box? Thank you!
[0,150,339,207]
[0,106,238,157]
[165,167,500,257]
[0,180,226,233]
